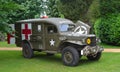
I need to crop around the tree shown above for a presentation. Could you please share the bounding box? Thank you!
[46,0,64,17]
[58,0,93,22]
[0,0,21,33]
[0,0,45,33]
[87,0,100,24]
[12,0,43,21]
[94,0,120,45]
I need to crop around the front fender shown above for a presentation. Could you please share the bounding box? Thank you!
[67,40,85,45]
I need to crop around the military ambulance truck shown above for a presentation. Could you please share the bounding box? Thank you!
[15,18,103,66]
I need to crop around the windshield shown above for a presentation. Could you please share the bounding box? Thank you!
[59,24,75,32]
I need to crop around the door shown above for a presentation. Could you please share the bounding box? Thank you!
[45,24,59,51]
[30,23,44,50]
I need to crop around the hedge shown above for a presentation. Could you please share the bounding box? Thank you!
[94,13,120,45]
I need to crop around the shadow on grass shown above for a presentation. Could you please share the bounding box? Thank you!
[0,51,101,66]
[34,52,62,63]
[79,58,98,66]
[33,52,98,66]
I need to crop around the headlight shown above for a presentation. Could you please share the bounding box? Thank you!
[86,38,91,45]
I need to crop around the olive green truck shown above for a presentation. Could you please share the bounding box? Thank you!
[14,18,103,66]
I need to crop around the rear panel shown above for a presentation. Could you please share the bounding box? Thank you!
[15,22,33,47]
[15,23,22,47]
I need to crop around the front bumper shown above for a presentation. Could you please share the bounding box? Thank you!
[81,45,104,56]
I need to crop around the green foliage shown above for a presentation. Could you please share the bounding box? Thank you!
[0,0,44,33]
[94,0,120,45]
[14,0,64,19]
[59,0,93,22]
[94,18,101,37]
[100,0,120,16]
[0,0,21,33]
[94,14,120,45]
[13,0,43,20]
[87,0,100,24]
[46,0,64,18]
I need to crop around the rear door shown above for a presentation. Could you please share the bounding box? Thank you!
[30,22,44,50]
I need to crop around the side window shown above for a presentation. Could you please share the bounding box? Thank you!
[32,23,43,34]
[38,25,41,32]
[47,26,57,34]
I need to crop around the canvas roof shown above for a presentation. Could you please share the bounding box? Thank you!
[16,18,74,26]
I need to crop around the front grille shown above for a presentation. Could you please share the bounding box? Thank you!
[89,37,96,46]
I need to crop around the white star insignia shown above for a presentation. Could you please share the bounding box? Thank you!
[50,39,55,46]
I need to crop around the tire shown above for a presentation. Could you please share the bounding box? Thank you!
[62,46,79,66]
[46,53,54,56]
[22,41,34,58]
[87,52,102,61]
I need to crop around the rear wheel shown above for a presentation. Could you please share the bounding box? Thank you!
[22,41,34,58]
[87,52,102,60]
[62,46,79,66]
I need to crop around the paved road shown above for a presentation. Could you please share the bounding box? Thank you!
[103,49,120,52]
[0,47,22,51]
[0,47,120,52]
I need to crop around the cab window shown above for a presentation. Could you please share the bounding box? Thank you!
[59,24,75,32]
[47,26,57,34]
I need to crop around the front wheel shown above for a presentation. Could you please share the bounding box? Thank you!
[87,52,102,61]
[62,46,79,66]
[22,41,34,58]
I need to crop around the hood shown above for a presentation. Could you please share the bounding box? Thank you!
[60,32,96,40]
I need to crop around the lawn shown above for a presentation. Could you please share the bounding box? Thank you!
[0,41,16,48]
[0,51,120,72]
[100,43,120,48]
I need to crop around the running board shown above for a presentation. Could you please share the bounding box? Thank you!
[43,51,58,54]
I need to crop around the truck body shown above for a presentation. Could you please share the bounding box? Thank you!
[14,18,103,66]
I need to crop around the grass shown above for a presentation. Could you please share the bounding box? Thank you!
[0,51,120,72]
[100,43,120,48]
[0,41,16,48]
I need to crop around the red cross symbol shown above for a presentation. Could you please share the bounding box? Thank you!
[22,24,32,40]
[7,32,15,44]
